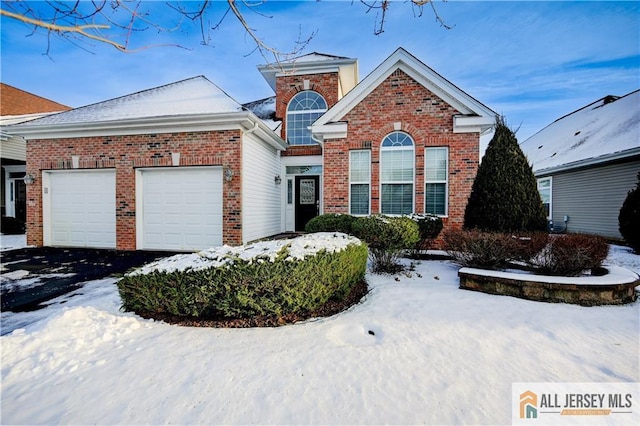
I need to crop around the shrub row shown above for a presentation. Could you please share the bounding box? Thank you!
[118,233,368,319]
[443,229,608,276]
[305,213,443,273]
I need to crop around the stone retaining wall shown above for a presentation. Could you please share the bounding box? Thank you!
[458,266,639,306]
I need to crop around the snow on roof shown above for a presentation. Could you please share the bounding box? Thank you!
[520,89,640,174]
[242,96,281,132]
[16,76,243,127]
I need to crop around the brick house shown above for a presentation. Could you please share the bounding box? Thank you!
[12,47,494,251]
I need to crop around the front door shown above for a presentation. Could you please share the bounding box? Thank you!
[295,176,320,232]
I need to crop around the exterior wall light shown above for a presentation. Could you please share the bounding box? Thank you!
[23,173,35,185]
[224,167,234,182]
[274,175,282,185]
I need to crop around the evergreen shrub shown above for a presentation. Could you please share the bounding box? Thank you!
[529,234,609,276]
[411,213,444,251]
[352,215,420,273]
[464,116,547,232]
[305,213,356,235]
[619,172,640,253]
[117,234,368,319]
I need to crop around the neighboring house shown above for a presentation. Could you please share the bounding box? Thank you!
[520,89,640,240]
[11,47,495,251]
[0,84,71,229]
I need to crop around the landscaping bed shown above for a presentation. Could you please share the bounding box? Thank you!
[459,265,639,306]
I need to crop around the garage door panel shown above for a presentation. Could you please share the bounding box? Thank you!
[48,170,116,248]
[141,168,223,251]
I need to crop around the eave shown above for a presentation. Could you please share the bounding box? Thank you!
[534,147,640,177]
[10,111,287,151]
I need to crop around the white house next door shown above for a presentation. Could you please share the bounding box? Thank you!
[137,167,223,251]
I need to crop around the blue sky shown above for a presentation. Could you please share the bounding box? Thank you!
[1,1,638,142]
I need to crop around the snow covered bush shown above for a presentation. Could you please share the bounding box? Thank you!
[528,234,609,276]
[618,172,640,253]
[464,116,547,232]
[117,233,367,320]
[305,213,356,235]
[352,215,420,273]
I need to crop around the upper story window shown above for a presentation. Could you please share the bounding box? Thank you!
[380,132,415,215]
[286,91,327,145]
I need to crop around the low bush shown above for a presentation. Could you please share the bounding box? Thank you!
[529,233,609,276]
[511,232,550,263]
[352,215,420,273]
[305,213,356,235]
[117,233,368,319]
[443,229,521,269]
[410,213,444,252]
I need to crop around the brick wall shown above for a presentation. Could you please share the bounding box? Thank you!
[26,130,243,250]
[275,72,340,143]
[323,69,480,234]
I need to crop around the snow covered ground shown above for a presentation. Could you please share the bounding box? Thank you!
[1,244,638,425]
[0,234,27,252]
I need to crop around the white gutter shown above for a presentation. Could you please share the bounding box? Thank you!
[534,147,640,176]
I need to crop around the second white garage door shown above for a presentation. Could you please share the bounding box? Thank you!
[139,167,223,251]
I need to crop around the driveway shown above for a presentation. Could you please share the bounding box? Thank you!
[1,247,173,312]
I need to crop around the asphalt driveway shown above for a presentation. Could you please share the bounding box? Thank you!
[1,247,173,312]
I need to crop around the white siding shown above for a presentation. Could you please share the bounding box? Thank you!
[1,137,26,161]
[548,158,640,240]
[242,133,283,243]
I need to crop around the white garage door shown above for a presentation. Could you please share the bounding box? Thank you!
[140,167,223,251]
[48,170,116,248]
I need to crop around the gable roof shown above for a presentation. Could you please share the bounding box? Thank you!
[311,47,496,140]
[0,83,71,116]
[520,89,640,175]
[15,76,242,127]
[257,52,358,95]
[10,76,286,150]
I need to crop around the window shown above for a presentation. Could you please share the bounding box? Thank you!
[425,147,448,216]
[350,150,370,215]
[537,177,552,219]
[380,132,414,215]
[286,91,327,145]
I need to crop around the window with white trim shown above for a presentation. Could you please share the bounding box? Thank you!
[286,91,327,145]
[350,150,370,215]
[380,132,414,215]
[425,147,448,216]
[537,177,552,219]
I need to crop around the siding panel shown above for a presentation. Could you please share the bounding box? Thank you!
[550,159,640,239]
[242,134,282,243]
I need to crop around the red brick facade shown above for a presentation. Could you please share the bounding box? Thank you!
[26,130,244,249]
[275,72,341,141]
[276,68,479,235]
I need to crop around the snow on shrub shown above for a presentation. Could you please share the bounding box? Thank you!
[118,233,368,319]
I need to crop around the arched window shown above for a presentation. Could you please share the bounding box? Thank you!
[286,91,327,145]
[380,132,415,215]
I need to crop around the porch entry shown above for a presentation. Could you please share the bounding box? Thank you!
[295,175,320,231]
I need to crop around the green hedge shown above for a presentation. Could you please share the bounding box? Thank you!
[305,213,356,235]
[117,235,368,319]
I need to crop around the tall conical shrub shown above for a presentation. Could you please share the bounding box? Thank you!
[619,172,640,253]
[464,116,547,232]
